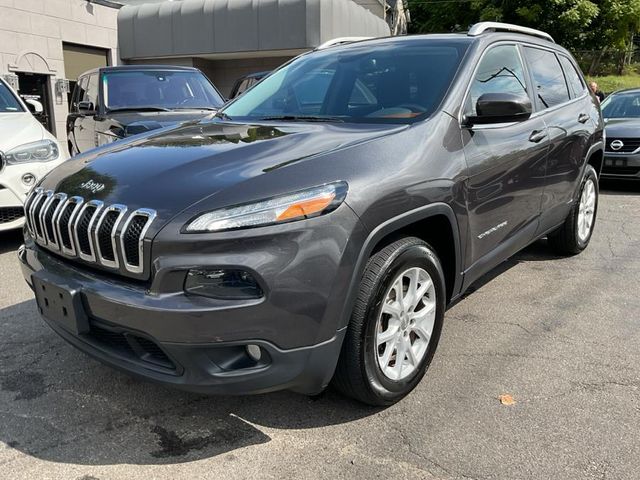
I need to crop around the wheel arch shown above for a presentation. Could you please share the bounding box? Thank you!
[337,203,463,331]
[586,142,604,178]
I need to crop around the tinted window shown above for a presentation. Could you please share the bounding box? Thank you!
[601,92,640,118]
[103,70,224,110]
[465,44,528,116]
[523,47,570,109]
[80,74,99,109]
[0,81,24,112]
[558,55,585,98]
[222,41,470,124]
[72,76,87,111]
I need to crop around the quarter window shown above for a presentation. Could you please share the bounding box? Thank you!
[523,47,570,109]
[558,55,586,98]
[465,44,528,116]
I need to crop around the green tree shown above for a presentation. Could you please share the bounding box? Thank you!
[408,0,640,52]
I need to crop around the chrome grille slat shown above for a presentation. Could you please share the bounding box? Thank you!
[27,188,45,238]
[94,204,128,269]
[24,188,40,235]
[74,200,104,262]
[57,196,84,256]
[120,209,157,274]
[26,191,155,277]
[36,191,55,245]
[44,193,67,250]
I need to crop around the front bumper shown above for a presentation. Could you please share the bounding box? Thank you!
[19,204,365,395]
[602,151,640,179]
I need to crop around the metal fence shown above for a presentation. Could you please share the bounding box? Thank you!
[573,49,639,76]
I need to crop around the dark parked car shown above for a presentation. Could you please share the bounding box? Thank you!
[67,65,224,155]
[21,23,603,406]
[600,88,640,179]
[229,70,270,99]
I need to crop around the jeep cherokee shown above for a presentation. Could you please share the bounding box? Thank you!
[19,23,604,406]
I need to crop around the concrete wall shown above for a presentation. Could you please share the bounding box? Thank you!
[351,0,385,18]
[194,57,292,98]
[0,0,119,149]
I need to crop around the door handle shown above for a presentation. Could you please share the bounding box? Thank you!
[529,130,547,143]
[578,113,589,124]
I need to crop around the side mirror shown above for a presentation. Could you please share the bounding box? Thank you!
[78,101,95,113]
[25,98,44,114]
[465,93,532,125]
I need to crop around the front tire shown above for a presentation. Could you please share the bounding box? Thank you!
[332,237,445,406]
[548,164,599,255]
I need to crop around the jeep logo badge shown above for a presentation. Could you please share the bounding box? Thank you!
[80,179,105,194]
[610,139,624,151]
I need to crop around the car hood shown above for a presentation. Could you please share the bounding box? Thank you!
[105,110,216,137]
[0,112,44,152]
[40,120,406,224]
[603,118,640,138]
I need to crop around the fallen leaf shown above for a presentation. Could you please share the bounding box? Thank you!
[498,394,516,406]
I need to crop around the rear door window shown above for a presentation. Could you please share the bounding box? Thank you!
[558,55,586,99]
[523,47,570,109]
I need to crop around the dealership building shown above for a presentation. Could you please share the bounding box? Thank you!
[1,0,403,151]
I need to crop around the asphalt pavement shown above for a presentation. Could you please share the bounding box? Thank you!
[0,180,638,480]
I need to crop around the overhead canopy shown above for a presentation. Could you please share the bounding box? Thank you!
[118,0,391,60]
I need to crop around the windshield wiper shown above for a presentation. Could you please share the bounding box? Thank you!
[214,111,233,121]
[172,107,218,111]
[258,115,344,123]
[108,106,171,112]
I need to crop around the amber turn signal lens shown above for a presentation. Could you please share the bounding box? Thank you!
[275,193,336,221]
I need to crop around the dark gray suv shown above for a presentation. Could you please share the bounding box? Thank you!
[19,23,604,406]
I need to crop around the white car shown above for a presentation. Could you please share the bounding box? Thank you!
[0,77,67,232]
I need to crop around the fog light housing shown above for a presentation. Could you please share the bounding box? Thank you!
[185,269,263,300]
[22,173,36,187]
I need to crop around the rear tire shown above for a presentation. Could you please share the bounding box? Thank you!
[548,165,599,255]
[332,237,445,406]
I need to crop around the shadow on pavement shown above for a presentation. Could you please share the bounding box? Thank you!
[0,299,378,466]
[599,178,640,196]
[0,229,23,255]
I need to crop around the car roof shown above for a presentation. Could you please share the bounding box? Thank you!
[314,30,567,56]
[607,88,640,96]
[79,65,201,77]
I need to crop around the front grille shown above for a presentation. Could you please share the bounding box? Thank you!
[25,188,156,277]
[0,207,24,224]
[606,138,640,153]
[602,165,640,176]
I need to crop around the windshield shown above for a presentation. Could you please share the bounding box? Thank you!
[221,40,469,123]
[0,81,24,113]
[602,92,640,118]
[103,70,224,111]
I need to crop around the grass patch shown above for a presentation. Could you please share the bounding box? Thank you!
[589,73,640,94]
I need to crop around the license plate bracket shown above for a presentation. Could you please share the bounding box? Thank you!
[32,272,89,335]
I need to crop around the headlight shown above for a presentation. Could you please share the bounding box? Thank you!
[184,182,348,233]
[5,140,59,165]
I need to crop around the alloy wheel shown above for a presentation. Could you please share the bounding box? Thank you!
[375,267,436,381]
[577,178,596,243]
